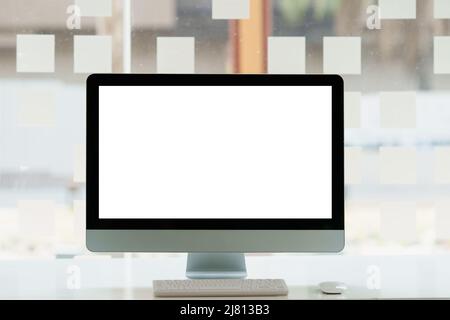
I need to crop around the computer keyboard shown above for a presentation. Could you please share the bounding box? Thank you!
[153,279,289,297]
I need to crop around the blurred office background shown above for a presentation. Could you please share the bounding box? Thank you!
[0,0,450,260]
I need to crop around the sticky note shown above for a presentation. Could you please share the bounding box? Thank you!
[380,147,416,184]
[434,0,450,19]
[434,147,450,184]
[157,37,195,74]
[345,147,362,185]
[435,200,450,240]
[75,0,112,17]
[267,37,305,74]
[212,0,249,19]
[74,144,86,183]
[17,88,56,127]
[345,201,381,237]
[378,0,416,19]
[380,202,417,242]
[323,37,361,75]
[74,35,112,73]
[434,37,450,74]
[344,92,361,128]
[133,0,176,28]
[18,200,55,238]
[16,35,54,73]
[380,92,416,128]
[74,200,86,250]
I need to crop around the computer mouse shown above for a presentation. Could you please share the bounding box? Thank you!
[318,281,347,294]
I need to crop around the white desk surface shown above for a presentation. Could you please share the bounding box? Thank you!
[0,254,449,299]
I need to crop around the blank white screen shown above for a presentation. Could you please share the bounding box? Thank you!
[99,86,332,219]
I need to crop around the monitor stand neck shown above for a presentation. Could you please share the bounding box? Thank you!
[186,253,247,279]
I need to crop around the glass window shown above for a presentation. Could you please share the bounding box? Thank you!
[0,0,449,260]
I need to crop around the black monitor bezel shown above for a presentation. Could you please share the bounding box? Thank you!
[86,74,344,230]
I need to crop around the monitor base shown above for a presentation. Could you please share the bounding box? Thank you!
[186,253,247,279]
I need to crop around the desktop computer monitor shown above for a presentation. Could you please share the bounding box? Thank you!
[86,74,344,279]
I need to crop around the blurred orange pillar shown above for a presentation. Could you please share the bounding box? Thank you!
[229,0,271,73]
